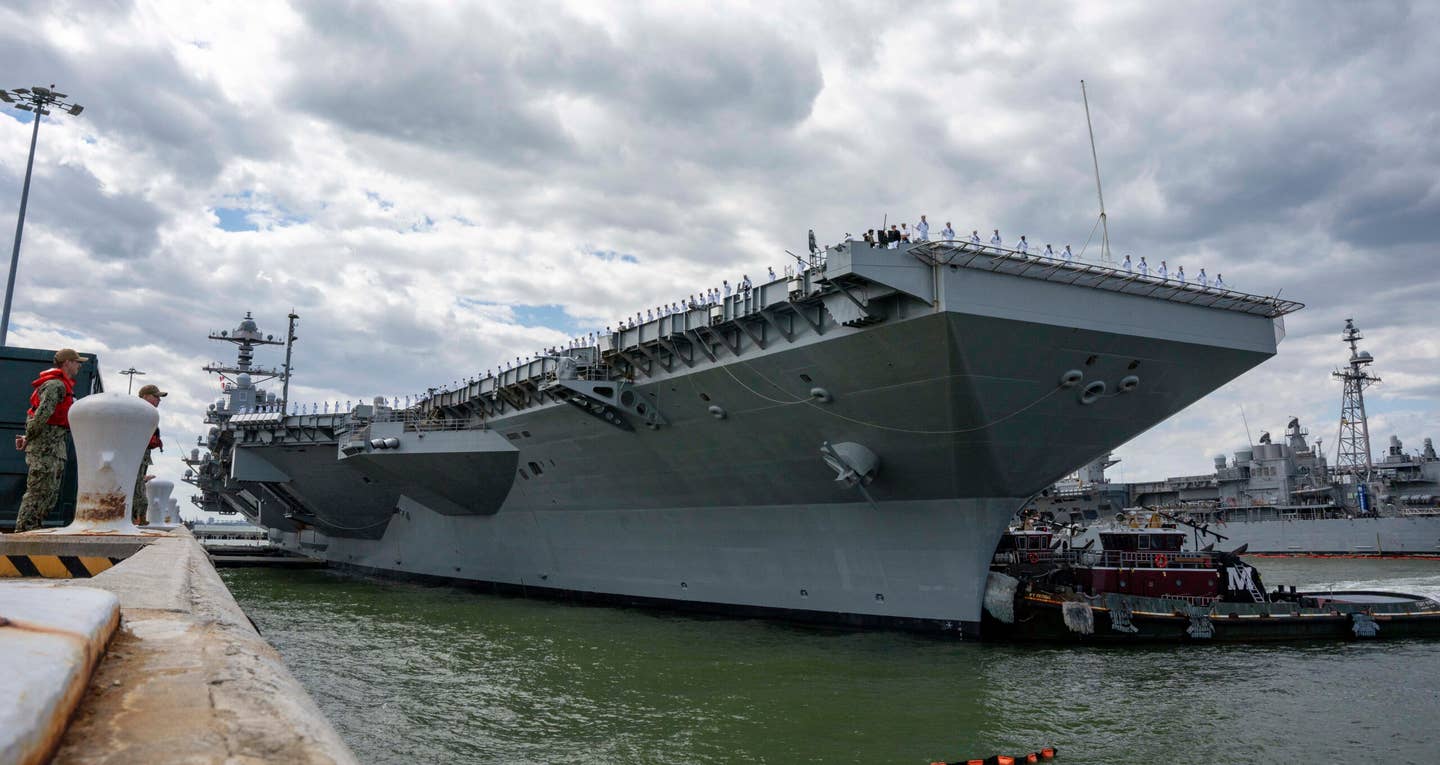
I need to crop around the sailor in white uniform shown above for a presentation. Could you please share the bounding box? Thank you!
[1017,235,1029,255]
[1176,265,1186,284]
[1062,245,1073,263]
[1044,244,1056,259]
[1157,260,1168,281]
[916,215,930,242]
[1138,257,1149,276]
[1122,254,1132,273]
[1197,268,1208,288]
[990,230,1002,250]
[970,230,982,245]
[942,222,956,241]
[1214,273,1225,289]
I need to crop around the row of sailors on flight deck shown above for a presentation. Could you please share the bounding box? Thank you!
[868,216,1230,290]
[472,261,818,383]
[1118,256,1225,289]
[869,219,1080,261]
[609,259,817,334]
[231,397,412,416]
[467,241,841,385]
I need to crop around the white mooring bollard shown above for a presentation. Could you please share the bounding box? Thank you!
[146,479,175,527]
[53,392,159,534]
[159,496,180,526]
[143,478,161,516]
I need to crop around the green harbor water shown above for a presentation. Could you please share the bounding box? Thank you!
[221,558,1440,765]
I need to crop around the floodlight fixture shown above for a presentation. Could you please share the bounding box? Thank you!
[0,83,85,347]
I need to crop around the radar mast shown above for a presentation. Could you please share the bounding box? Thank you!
[1333,318,1379,480]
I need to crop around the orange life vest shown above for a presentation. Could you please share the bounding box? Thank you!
[28,368,76,428]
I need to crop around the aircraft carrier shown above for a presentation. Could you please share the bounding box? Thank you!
[186,238,1301,636]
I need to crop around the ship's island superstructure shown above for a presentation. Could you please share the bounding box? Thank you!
[186,238,1300,636]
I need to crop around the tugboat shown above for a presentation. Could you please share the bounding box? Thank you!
[983,515,1440,642]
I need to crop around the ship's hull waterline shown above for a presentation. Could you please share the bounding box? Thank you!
[201,242,1297,636]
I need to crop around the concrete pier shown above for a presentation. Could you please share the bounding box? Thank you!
[1,528,356,764]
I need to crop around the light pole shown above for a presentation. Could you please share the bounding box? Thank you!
[0,84,84,348]
[119,367,146,394]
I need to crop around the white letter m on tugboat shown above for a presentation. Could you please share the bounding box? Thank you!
[1227,565,1254,592]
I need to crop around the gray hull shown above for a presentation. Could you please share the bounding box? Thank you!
[202,242,1297,635]
[1201,515,1440,556]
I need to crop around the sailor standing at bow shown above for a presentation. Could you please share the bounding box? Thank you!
[915,215,929,242]
[942,221,955,242]
[990,229,1002,251]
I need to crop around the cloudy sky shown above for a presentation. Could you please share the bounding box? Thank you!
[3,0,1438,516]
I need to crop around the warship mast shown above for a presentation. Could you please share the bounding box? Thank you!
[202,312,287,413]
[1333,318,1379,481]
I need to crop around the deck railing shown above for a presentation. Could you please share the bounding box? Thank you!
[996,548,1214,570]
[907,239,1304,319]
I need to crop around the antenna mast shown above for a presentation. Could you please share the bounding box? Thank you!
[1081,80,1112,264]
[280,311,299,413]
[1333,318,1379,480]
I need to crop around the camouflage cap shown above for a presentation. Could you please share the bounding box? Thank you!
[54,348,89,365]
[137,384,168,398]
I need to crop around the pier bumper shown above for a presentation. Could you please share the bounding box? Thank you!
[0,583,119,765]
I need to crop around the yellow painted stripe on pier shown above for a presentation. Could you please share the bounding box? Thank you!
[0,556,20,577]
[78,557,116,576]
[29,556,71,579]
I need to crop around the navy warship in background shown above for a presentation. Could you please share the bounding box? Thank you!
[186,238,1301,636]
[1025,319,1440,556]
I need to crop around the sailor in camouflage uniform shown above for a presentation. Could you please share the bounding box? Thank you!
[131,383,167,524]
[14,349,86,532]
